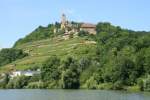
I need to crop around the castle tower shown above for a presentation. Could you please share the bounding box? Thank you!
[61,13,67,29]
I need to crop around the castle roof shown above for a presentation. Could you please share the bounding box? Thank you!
[81,23,96,28]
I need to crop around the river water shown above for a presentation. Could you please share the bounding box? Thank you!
[0,89,150,100]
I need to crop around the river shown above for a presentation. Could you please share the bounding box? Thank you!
[0,89,150,100]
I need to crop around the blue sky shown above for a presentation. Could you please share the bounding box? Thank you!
[0,0,150,48]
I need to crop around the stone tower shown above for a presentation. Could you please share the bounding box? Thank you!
[61,13,67,29]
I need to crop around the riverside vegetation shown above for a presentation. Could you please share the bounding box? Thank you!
[0,22,150,92]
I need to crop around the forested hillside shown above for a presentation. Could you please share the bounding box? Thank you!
[94,23,150,90]
[0,22,150,91]
[14,23,61,47]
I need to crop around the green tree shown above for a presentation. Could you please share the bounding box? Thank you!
[41,55,61,82]
[0,48,28,66]
[13,76,30,89]
[61,57,80,89]
[0,73,9,88]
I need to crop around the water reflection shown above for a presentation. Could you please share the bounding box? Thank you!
[0,89,149,100]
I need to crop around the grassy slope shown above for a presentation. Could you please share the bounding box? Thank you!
[0,37,96,72]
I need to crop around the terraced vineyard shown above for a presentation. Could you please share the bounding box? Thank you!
[0,37,97,72]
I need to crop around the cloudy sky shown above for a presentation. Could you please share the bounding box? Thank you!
[0,0,150,48]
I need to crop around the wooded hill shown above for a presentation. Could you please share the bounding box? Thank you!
[0,22,150,91]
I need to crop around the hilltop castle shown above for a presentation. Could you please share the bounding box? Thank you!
[61,13,67,30]
[60,13,96,35]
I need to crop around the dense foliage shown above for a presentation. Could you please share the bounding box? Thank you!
[40,56,80,89]
[0,48,28,67]
[94,22,150,90]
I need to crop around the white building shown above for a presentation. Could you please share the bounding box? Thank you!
[10,70,41,78]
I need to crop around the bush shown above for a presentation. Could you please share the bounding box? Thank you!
[26,82,45,89]
[0,74,9,89]
[97,83,113,90]
[84,76,97,89]
[143,75,150,91]
[137,78,144,91]
[7,76,30,89]
[78,31,89,37]
[113,81,124,90]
